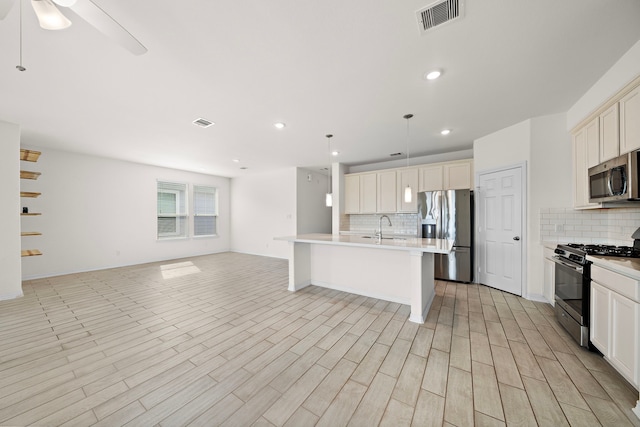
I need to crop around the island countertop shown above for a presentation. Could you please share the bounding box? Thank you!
[275,233,453,254]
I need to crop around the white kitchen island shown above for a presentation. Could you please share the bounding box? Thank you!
[275,233,453,324]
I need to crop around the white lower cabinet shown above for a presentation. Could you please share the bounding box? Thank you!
[610,291,639,382]
[590,265,639,388]
[590,281,610,355]
[543,248,555,303]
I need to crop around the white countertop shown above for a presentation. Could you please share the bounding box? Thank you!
[275,233,453,254]
[587,254,640,280]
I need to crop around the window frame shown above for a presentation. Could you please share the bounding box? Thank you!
[193,185,218,238]
[157,181,189,240]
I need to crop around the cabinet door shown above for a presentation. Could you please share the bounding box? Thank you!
[609,291,639,384]
[376,171,397,213]
[444,161,473,190]
[573,130,600,209]
[360,173,377,214]
[543,254,555,303]
[599,103,619,162]
[585,117,600,168]
[397,168,418,213]
[620,85,640,154]
[344,175,360,214]
[419,165,443,191]
[590,281,610,355]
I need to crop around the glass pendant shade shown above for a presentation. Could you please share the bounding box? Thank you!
[403,114,414,205]
[325,134,333,208]
[31,0,71,30]
[404,185,412,203]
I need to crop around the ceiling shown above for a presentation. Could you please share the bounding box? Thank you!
[1,0,640,178]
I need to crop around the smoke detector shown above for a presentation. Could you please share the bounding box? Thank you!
[416,0,463,34]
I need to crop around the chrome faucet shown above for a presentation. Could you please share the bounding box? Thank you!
[376,215,392,239]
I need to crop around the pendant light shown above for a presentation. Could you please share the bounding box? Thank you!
[325,134,333,207]
[16,0,26,71]
[403,114,414,203]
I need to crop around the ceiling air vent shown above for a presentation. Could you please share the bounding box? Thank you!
[416,0,463,34]
[192,118,214,128]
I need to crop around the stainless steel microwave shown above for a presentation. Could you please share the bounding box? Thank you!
[588,151,640,203]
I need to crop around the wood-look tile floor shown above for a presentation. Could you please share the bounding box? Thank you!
[2,252,639,427]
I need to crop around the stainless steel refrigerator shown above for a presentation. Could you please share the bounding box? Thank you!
[418,189,473,282]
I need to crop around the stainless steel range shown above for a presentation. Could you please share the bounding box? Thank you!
[553,244,592,347]
[553,242,640,348]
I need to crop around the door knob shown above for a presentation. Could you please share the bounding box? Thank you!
[513,236,520,241]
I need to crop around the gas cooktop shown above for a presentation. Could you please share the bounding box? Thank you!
[563,243,640,258]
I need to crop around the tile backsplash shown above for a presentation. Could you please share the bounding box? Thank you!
[540,207,640,246]
[343,213,420,236]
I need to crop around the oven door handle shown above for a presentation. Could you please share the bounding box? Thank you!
[551,256,583,274]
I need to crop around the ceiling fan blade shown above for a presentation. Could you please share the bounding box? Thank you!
[0,0,15,19]
[31,0,71,30]
[69,0,147,55]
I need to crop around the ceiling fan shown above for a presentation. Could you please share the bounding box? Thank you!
[0,0,147,55]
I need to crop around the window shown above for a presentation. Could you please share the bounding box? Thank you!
[157,181,187,239]
[193,185,217,236]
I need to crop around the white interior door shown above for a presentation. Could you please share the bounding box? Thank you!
[476,166,524,295]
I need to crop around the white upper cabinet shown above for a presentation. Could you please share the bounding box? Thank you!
[376,170,397,213]
[620,85,640,154]
[344,174,360,214]
[344,159,474,214]
[360,173,377,214]
[419,165,443,192]
[599,103,619,162]
[585,117,600,168]
[444,160,474,190]
[570,78,640,210]
[572,127,600,209]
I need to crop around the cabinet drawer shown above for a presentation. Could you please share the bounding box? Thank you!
[591,265,640,302]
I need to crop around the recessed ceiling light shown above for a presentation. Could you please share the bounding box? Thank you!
[441,129,451,135]
[193,118,214,128]
[232,159,240,163]
[274,122,286,129]
[424,70,442,80]
[332,151,339,156]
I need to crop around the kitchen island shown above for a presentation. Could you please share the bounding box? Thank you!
[275,233,453,324]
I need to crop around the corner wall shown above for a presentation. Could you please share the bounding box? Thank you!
[474,114,571,302]
[20,146,231,280]
[0,120,22,299]
[230,168,297,259]
[296,168,331,235]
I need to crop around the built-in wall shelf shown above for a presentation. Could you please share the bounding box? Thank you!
[20,148,42,258]
[21,249,42,257]
[20,170,41,180]
[20,191,41,198]
[20,149,41,162]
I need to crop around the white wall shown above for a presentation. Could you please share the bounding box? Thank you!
[473,121,531,172]
[296,168,331,235]
[528,114,573,301]
[20,146,231,280]
[567,39,640,130]
[230,168,296,259]
[0,121,22,300]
